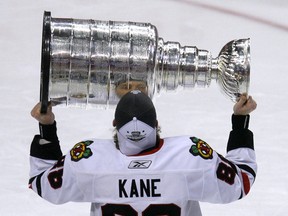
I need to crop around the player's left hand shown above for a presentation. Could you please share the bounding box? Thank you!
[233,93,257,115]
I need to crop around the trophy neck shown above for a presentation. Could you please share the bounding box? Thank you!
[155,39,213,92]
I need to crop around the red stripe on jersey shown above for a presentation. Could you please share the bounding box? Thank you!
[241,172,251,195]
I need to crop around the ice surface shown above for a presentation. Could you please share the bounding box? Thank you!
[1,0,288,215]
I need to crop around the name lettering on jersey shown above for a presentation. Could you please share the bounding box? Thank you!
[119,179,161,198]
[128,160,152,169]
[189,137,213,160]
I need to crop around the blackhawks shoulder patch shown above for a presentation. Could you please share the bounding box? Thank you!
[189,137,213,160]
[70,140,93,162]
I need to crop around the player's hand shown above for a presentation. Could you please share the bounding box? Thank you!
[31,102,55,125]
[233,93,257,115]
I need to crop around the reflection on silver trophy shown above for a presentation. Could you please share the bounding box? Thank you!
[40,11,250,112]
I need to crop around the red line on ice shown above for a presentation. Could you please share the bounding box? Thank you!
[176,0,288,32]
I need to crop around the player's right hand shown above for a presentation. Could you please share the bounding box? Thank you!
[233,93,257,115]
[31,102,55,125]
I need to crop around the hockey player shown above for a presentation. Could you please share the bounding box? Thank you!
[29,90,257,216]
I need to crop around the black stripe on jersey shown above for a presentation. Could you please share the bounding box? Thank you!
[35,172,45,197]
[237,164,256,181]
[28,176,36,185]
[239,191,243,200]
[29,172,45,197]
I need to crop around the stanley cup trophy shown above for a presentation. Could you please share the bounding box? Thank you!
[40,11,250,113]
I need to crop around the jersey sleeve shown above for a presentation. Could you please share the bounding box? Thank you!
[29,121,91,204]
[198,114,257,204]
[29,122,74,203]
[29,154,87,204]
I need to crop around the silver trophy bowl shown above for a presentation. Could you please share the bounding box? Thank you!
[40,11,250,112]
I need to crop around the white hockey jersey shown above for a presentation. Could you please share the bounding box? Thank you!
[29,124,257,216]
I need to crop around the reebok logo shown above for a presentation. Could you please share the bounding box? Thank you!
[128,160,152,169]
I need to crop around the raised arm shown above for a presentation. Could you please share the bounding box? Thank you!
[221,93,257,202]
[29,102,62,180]
[196,94,258,204]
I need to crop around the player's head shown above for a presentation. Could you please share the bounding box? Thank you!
[115,80,148,98]
[113,90,157,155]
